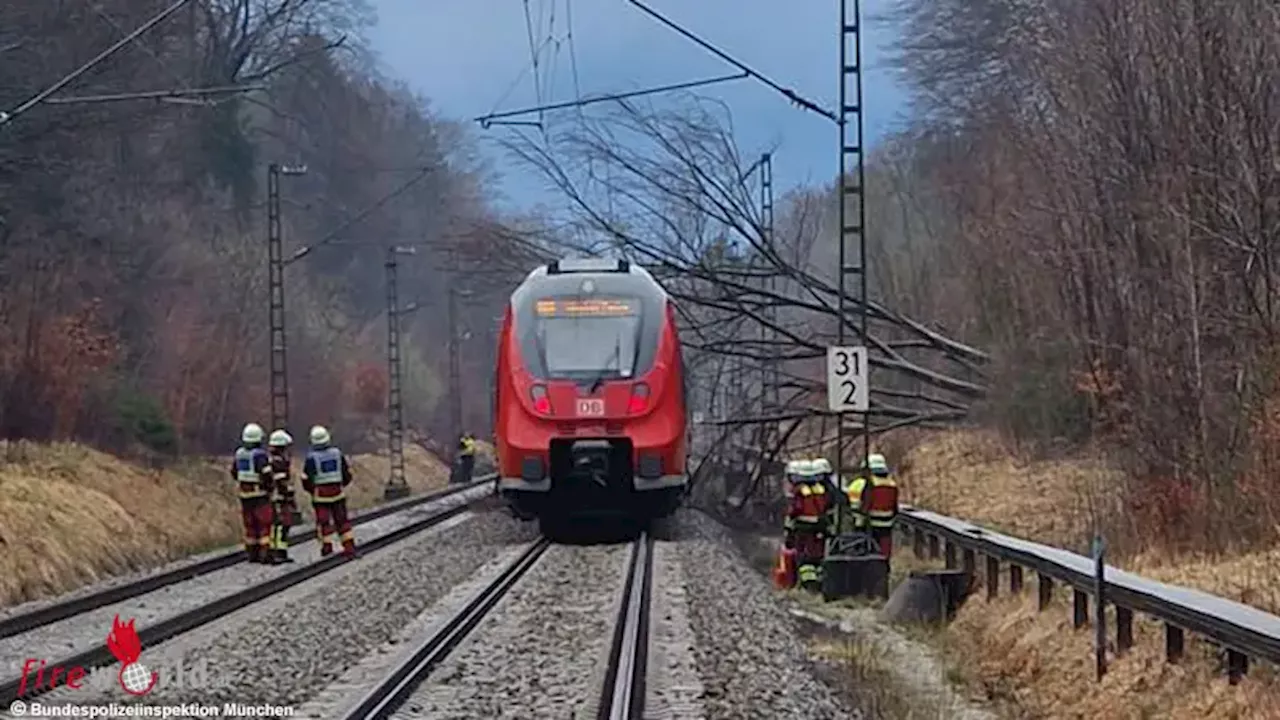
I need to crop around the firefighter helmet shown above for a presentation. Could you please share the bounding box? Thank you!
[269,429,293,447]
[812,458,832,475]
[241,423,264,445]
[867,453,889,474]
[309,425,331,446]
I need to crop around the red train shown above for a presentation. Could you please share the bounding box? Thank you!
[492,257,688,537]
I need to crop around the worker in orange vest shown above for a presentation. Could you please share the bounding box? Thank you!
[783,459,833,590]
[846,453,899,562]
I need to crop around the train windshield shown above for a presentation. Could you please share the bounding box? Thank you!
[531,296,642,380]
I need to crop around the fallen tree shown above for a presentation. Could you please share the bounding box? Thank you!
[494,96,989,510]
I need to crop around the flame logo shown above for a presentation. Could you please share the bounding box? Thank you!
[106,615,158,696]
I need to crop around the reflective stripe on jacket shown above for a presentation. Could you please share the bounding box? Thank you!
[847,475,898,529]
[234,447,269,500]
[306,446,348,503]
[789,482,830,524]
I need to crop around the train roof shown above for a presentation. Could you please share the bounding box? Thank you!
[512,257,669,304]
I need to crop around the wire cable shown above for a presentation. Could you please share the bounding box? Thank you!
[521,0,545,125]
[0,0,194,126]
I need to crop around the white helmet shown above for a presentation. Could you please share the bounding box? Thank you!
[241,423,264,445]
[269,429,293,447]
[812,458,832,475]
[309,425,331,446]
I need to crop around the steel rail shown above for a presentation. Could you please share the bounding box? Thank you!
[0,476,494,641]
[1,482,493,703]
[597,533,653,720]
[336,536,553,720]
[896,506,1280,682]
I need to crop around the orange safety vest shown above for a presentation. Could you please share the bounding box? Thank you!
[848,475,898,529]
[789,482,830,524]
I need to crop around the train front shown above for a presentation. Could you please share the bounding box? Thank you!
[495,262,687,535]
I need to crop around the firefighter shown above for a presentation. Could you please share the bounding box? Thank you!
[303,425,357,558]
[784,459,832,591]
[811,457,840,531]
[846,453,899,562]
[455,432,476,484]
[266,429,297,564]
[231,423,273,563]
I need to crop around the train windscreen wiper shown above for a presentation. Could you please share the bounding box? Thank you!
[587,336,623,395]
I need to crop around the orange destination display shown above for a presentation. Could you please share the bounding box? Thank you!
[535,297,637,317]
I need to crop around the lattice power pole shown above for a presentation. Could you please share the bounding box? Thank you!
[833,0,870,517]
[760,152,778,434]
[384,245,415,500]
[266,162,306,434]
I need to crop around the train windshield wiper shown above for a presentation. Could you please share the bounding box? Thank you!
[587,335,623,394]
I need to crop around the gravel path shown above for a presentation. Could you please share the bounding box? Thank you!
[644,538,707,720]
[0,485,484,621]
[390,541,632,719]
[1,506,531,719]
[672,510,858,720]
[0,485,492,682]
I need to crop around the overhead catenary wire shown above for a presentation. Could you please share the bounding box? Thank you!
[0,0,194,126]
[41,85,264,105]
[565,0,584,117]
[522,0,545,126]
[475,73,748,126]
[284,166,437,266]
[624,0,836,123]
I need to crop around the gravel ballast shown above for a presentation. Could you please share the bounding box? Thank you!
[0,485,492,681]
[672,510,859,719]
[0,484,486,621]
[391,541,633,719]
[6,506,535,716]
[295,540,538,719]
[644,538,708,719]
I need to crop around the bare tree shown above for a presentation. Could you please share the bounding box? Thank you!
[493,97,989,512]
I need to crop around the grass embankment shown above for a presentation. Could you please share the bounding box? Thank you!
[894,430,1280,718]
[0,440,450,609]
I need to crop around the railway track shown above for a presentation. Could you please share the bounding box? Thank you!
[0,477,493,640]
[0,479,494,703]
[338,532,656,720]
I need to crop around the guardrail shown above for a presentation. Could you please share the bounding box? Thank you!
[894,506,1280,684]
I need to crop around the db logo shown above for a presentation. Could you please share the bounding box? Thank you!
[18,615,158,697]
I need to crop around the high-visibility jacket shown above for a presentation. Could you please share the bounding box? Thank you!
[303,446,352,503]
[847,473,898,530]
[459,436,476,456]
[232,446,270,500]
[784,481,831,529]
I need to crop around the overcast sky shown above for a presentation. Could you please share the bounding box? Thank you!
[366,0,909,212]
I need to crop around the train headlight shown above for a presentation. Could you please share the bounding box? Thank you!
[627,382,650,413]
[530,384,551,414]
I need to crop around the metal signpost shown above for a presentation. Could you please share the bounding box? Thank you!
[834,0,870,511]
[822,0,872,600]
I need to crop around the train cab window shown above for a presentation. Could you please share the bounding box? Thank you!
[511,275,664,381]
[532,296,642,380]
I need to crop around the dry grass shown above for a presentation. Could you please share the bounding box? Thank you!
[812,635,952,719]
[894,429,1280,719]
[0,440,451,609]
[896,429,1121,552]
[947,587,1280,719]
